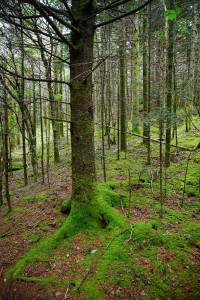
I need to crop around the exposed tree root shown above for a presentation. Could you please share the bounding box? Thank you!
[5,182,126,282]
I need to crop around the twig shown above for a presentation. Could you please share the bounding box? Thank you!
[0,231,12,238]
[32,218,46,228]
[64,286,69,299]
[120,197,127,218]
[95,123,199,152]
[43,116,71,123]
[125,224,134,244]
[1,279,13,300]
[100,282,116,299]
[75,268,94,294]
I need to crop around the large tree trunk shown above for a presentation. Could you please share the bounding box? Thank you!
[70,0,96,203]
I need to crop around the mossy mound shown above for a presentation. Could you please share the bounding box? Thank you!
[6,182,126,281]
[20,194,49,203]
[9,161,24,171]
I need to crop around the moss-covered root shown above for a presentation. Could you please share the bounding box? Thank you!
[6,182,126,281]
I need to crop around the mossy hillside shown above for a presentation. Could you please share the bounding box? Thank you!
[78,219,199,299]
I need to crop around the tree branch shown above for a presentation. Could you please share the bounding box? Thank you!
[26,0,76,50]
[95,0,154,28]
[0,65,70,85]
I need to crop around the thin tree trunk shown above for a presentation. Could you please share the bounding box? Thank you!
[39,62,45,183]
[120,18,127,152]
[165,0,175,167]
[31,70,38,182]
[3,95,12,212]
[143,9,149,144]
[0,132,3,206]
[101,62,107,182]
[132,13,140,133]
[147,4,151,165]
[20,24,28,186]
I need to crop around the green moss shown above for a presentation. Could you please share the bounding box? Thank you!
[60,197,71,213]
[145,281,171,299]
[17,275,66,286]
[10,161,23,171]
[180,222,200,248]
[26,232,45,244]
[187,186,199,197]
[6,183,126,281]
[21,194,49,203]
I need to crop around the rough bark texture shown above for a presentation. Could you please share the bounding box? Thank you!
[70,0,96,202]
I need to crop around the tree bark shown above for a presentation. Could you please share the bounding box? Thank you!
[3,94,12,212]
[132,13,140,133]
[165,0,174,167]
[119,18,127,152]
[70,0,96,202]
[143,9,149,144]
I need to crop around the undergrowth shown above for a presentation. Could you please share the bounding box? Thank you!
[2,119,200,300]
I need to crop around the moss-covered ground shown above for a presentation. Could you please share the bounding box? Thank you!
[0,120,199,299]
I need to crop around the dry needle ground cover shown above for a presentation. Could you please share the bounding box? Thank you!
[0,135,200,300]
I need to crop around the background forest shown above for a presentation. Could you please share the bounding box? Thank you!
[0,0,199,299]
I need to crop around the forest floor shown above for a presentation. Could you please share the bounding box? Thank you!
[0,129,200,300]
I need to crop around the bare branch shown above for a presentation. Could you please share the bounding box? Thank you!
[0,65,70,85]
[26,0,76,50]
[95,0,154,28]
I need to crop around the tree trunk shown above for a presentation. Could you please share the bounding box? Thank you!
[20,25,28,186]
[147,4,151,165]
[3,95,12,212]
[120,18,127,152]
[143,9,149,144]
[70,0,96,202]
[165,0,174,167]
[0,134,3,206]
[132,13,140,133]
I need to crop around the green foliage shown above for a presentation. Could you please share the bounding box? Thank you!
[177,19,189,36]
[164,7,182,21]
[54,94,62,100]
